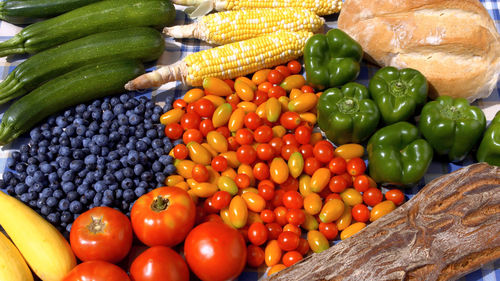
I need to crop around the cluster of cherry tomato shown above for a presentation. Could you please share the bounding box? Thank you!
[159,60,407,277]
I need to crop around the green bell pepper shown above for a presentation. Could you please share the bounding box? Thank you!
[303,29,363,90]
[369,66,428,124]
[476,111,500,166]
[419,96,486,162]
[317,82,380,145]
[367,122,433,186]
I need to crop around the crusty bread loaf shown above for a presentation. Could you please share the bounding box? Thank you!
[269,163,500,281]
[338,0,500,102]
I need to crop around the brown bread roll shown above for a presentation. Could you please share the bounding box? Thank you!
[269,163,500,281]
[337,0,500,102]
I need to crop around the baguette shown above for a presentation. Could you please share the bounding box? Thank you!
[269,163,500,281]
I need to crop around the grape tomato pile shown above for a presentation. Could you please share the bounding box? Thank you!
[161,60,406,276]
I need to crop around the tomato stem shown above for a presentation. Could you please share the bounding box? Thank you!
[151,195,170,212]
[87,216,106,234]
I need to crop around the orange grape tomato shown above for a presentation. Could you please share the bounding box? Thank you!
[206,131,228,153]
[340,222,366,240]
[235,80,255,101]
[288,152,304,179]
[298,174,312,197]
[282,224,301,236]
[160,108,184,125]
[310,168,331,193]
[229,195,248,228]
[334,143,365,160]
[303,193,322,215]
[319,199,344,223]
[252,69,271,85]
[217,176,238,195]
[280,75,306,92]
[242,192,266,213]
[385,189,405,205]
[268,264,287,276]
[370,200,396,222]
[270,157,289,184]
[307,230,329,253]
[336,204,352,231]
[340,188,363,206]
[203,77,233,96]
[265,240,282,267]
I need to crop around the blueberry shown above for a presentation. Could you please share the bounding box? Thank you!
[155,174,165,185]
[33,171,45,182]
[40,206,51,216]
[94,181,106,192]
[52,126,63,136]
[6,157,16,168]
[62,171,74,182]
[71,137,83,148]
[163,104,171,112]
[6,185,15,196]
[128,113,141,126]
[27,192,38,201]
[107,151,119,161]
[146,129,157,139]
[133,164,144,176]
[65,125,76,137]
[121,178,134,189]
[59,137,70,147]
[84,154,97,165]
[82,111,91,120]
[14,183,28,195]
[146,149,156,160]
[69,201,83,214]
[72,149,85,160]
[119,94,129,103]
[70,160,84,172]
[145,101,154,109]
[144,120,153,129]
[141,171,153,182]
[93,193,103,206]
[173,139,183,146]
[113,170,125,181]
[76,183,88,195]
[53,189,64,199]
[89,143,101,155]
[79,195,89,205]
[40,162,53,173]
[159,155,173,165]
[109,131,120,142]
[15,163,26,173]
[123,167,134,178]
[102,190,114,206]
[165,164,176,175]
[118,126,129,136]
[117,114,128,125]
[78,168,89,178]
[108,183,118,191]
[91,110,102,120]
[127,150,139,165]
[67,191,79,202]
[8,178,19,188]
[103,174,115,185]
[134,187,146,197]
[0,179,5,189]
[151,113,160,122]
[46,197,58,207]
[154,148,164,158]
[123,189,135,202]
[58,199,70,211]
[110,97,120,106]
[108,160,121,171]
[41,130,52,140]
[84,189,96,200]
[113,104,125,115]
[36,197,46,208]
[20,153,29,163]
[62,182,75,193]
[20,193,29,203]
[115,189,123,199]
[59,146,71,157]
[124,101,134,110]
[85,130,95,138]
[47,172,59,184]
[100,147,109,157]
[47,213,61,224]
[61,211,72,223]
[152,139,163,149]
[152,161,163,172]
[32,182,43,193]
[92,99,102,107]
[30,129,42,142]
[28,200,37,208]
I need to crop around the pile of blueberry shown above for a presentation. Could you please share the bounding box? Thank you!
[0,93,179,234]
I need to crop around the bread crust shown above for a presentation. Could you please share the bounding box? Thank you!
[338,0,500,101]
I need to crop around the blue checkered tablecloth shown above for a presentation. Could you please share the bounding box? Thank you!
[0,1,499,280]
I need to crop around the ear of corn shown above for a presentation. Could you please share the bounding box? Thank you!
[171,0,342,16]
[125,30,313,89]
[164,8,324,45]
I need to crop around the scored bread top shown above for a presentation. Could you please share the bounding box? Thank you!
[338,0,500,101]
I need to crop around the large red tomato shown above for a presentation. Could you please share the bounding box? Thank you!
[63,261,130,281]
[129,246,189,281]
[70,206,133,263]
[184,222,247,281]
[131,186,196,247]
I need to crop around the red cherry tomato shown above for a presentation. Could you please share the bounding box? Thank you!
[226,93,240,104]
[299,144,314,159]
[199,119,215,136]
[328,157,347,175]
[248,222,269,246]
[285,209,305,226]
[257,143,275,161]
[130,246,189,281]
[266,223,283,240]
[63,261,130,281]
[184,222,247,281]
[234,174,251,189]
[164,123,183,140]
[216,127,231,138]
[274,206,288,226]
[313,140,334,163]
[236,145,257,165]
[235,128,254,145]
[296,238,309,255]
[173,144,188,160]
[269,137,284,154]
[363,187,383,207]
[224,79,235,90]
[319,222,338,240]
[186,103,196,114]
[247,245,265,268]
[277,231,300,251]
[180,112,201,130]
[268,85,287,98]
[282,251,303,267]
[340,172,353,187]
[294,125,312,145]
[254,125,273,143]
[286,60,302,74]
[304,157,321,176]
[227,136,240,151]
[281,145,299,161]
[192,164,209,182]
[271,189,285,208]
[204,197,220,214]
[258,81,273,93]
[385,189,405,206]
[173,99,187,109]
[253,162,270,180]
[253,90,268,105]
[195,98,215,118]
[260,209,276,223]
[282,191,303,209]
[280,112,301,130]
[351,204,370,222]
[182,129,203,144]
[280,176,299,192]
[131,187,196,247]
[244,112,263,130]
[211,191,232,210]
[300,85,315,93]
[329,175,349,193]
[70,207,132,263]
[211,155,228,172]
[267,70,284,84]
[346,158,366,176]
[275,65,291,77]
[282,134,298,147]
[353,174,371,192]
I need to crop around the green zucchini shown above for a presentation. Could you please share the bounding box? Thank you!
[0,0,102,24]
[0,59,145,145]
[0,27,164,105]
[0,0,175,57]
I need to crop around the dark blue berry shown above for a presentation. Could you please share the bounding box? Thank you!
[46,197,58,207]
[69,201,83,214]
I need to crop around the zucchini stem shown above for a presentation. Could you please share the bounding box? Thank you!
[0,82,27,105]
[0,35,25,57]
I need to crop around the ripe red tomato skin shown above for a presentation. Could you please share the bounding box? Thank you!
[184,222,247,281]
[247,245,265,268]
[313,141,334,163]
[130,187,196,247]
[352,204,370,222]
[363,187,383,207]
[277,231,300,251]
[347,158,366,176]
[248,222,269,246]
[62,261,130,281]
[385,189,405,205]
[70,207,132,263]
[130,246,189,281]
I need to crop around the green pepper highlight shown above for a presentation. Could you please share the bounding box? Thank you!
[369,66,428,124]
[419,96,486,162]
[317,82,380,145]
[303,29,363,90]
[476,111,500,166]
[367,122,433,186]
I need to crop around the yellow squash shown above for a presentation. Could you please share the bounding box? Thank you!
[0,192,76,281]
[0,231,33,281]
